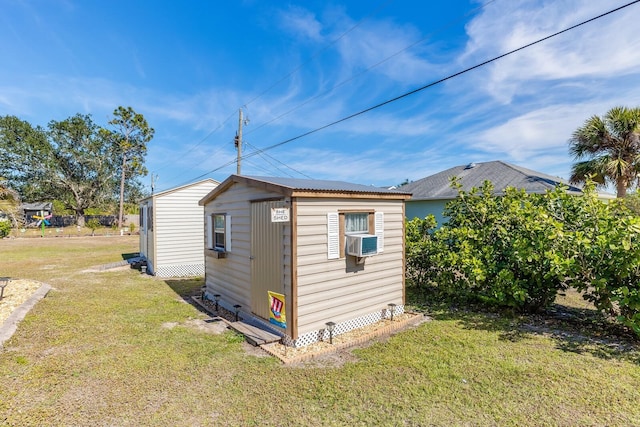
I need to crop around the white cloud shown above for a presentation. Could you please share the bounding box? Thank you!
[463,0,640,102]
[333,19,438,86]
[278,6,323,42]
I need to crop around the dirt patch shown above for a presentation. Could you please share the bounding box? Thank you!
[162,318,230,335]
[0,279,42,325]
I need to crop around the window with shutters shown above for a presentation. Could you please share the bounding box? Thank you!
[327,210,384,259]
[207,213,231,252]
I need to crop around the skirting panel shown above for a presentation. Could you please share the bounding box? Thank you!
[284,305,406,348]
[154,263,205,278]
[205,292,405,348]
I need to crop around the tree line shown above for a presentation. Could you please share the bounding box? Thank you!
[0,107,154,227]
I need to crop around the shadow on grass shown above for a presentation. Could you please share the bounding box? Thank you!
[164,277,205,302]
[408,287,640,365]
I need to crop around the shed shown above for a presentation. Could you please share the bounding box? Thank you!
[199,175,412,347]
[21,202,53,225]
[139,178,218,277]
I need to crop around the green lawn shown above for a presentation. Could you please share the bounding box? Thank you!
[1,236,639,426]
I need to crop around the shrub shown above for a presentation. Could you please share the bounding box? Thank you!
[0,221,10,238]
[406,178,640,337]
[86,218,101,236]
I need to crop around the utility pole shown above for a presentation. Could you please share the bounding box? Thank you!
[235,108,243,175]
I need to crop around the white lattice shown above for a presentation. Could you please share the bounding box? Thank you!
[203,291,404,348]
[284,305,406,348]
[155,263,205,278]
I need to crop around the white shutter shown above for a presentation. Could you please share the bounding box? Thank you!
[375,212,384,253]
[225,215,232,252]
[327,212,339,259]
[206,215,213,249]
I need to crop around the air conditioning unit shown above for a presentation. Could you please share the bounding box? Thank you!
[346,234,378,257]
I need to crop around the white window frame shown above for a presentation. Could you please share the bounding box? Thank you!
[207,213,231,252]
[327,210,384,259]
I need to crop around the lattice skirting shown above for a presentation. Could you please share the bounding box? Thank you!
[284,305,406,348]
[154,263,205,278]
[205,292,404,348]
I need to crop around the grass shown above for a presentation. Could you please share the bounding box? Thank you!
[1,236,640,426]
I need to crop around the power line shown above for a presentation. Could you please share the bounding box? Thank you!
[242,0,396,109]
[155,1,395,185]
[151,109,237,180]
[244,141,314,179]
[211,0,496,180]
[183,1,639,183]
[244,0,498,139]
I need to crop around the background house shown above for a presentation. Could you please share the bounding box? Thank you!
[21,202,53,225]
[402,160,615,225]
[199,175,411,347]
[139,178,218,277]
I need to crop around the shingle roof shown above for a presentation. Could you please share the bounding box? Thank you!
[402,161,584,200]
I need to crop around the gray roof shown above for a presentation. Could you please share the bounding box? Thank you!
[244,176,410,195]
[200,175,411,205]
[21,202,53,211]
[402,161,584,200]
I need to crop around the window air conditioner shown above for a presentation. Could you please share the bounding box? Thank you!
[345,234,378,257]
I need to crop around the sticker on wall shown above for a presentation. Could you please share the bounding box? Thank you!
[268,291,286,328]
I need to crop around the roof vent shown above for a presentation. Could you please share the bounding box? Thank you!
[464,162,477,170]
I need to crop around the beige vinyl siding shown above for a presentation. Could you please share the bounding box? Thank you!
[295,198,405,335]
[147,180,217,277]
[204,182,286,309]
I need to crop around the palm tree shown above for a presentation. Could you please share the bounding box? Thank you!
[569,106,640,198]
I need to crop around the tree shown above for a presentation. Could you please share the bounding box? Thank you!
[569,106,640,198]
[0,115,50,198]
[0,177,22,229]
[106,106,154,229]
[0,114,118,226]
[45,114,118,225]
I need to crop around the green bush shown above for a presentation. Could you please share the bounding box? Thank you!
[86,218,101,236]
[406,178,640,336]
[0,221,10,238]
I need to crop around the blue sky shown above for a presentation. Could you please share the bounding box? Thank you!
[2,0,640,193]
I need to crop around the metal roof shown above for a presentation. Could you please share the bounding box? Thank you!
[21,202,53,211]
[140,178,219,202]
[244,176,411,195]
[199,175,411,205]
[401,161,586,200]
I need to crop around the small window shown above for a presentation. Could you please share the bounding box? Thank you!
[213,214,226,250]
[345,213,369,234]
[208,213,231,252]
[328,210,384,260]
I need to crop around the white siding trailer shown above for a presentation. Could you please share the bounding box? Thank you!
[139,179,218,277]
[199,175,411,347]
